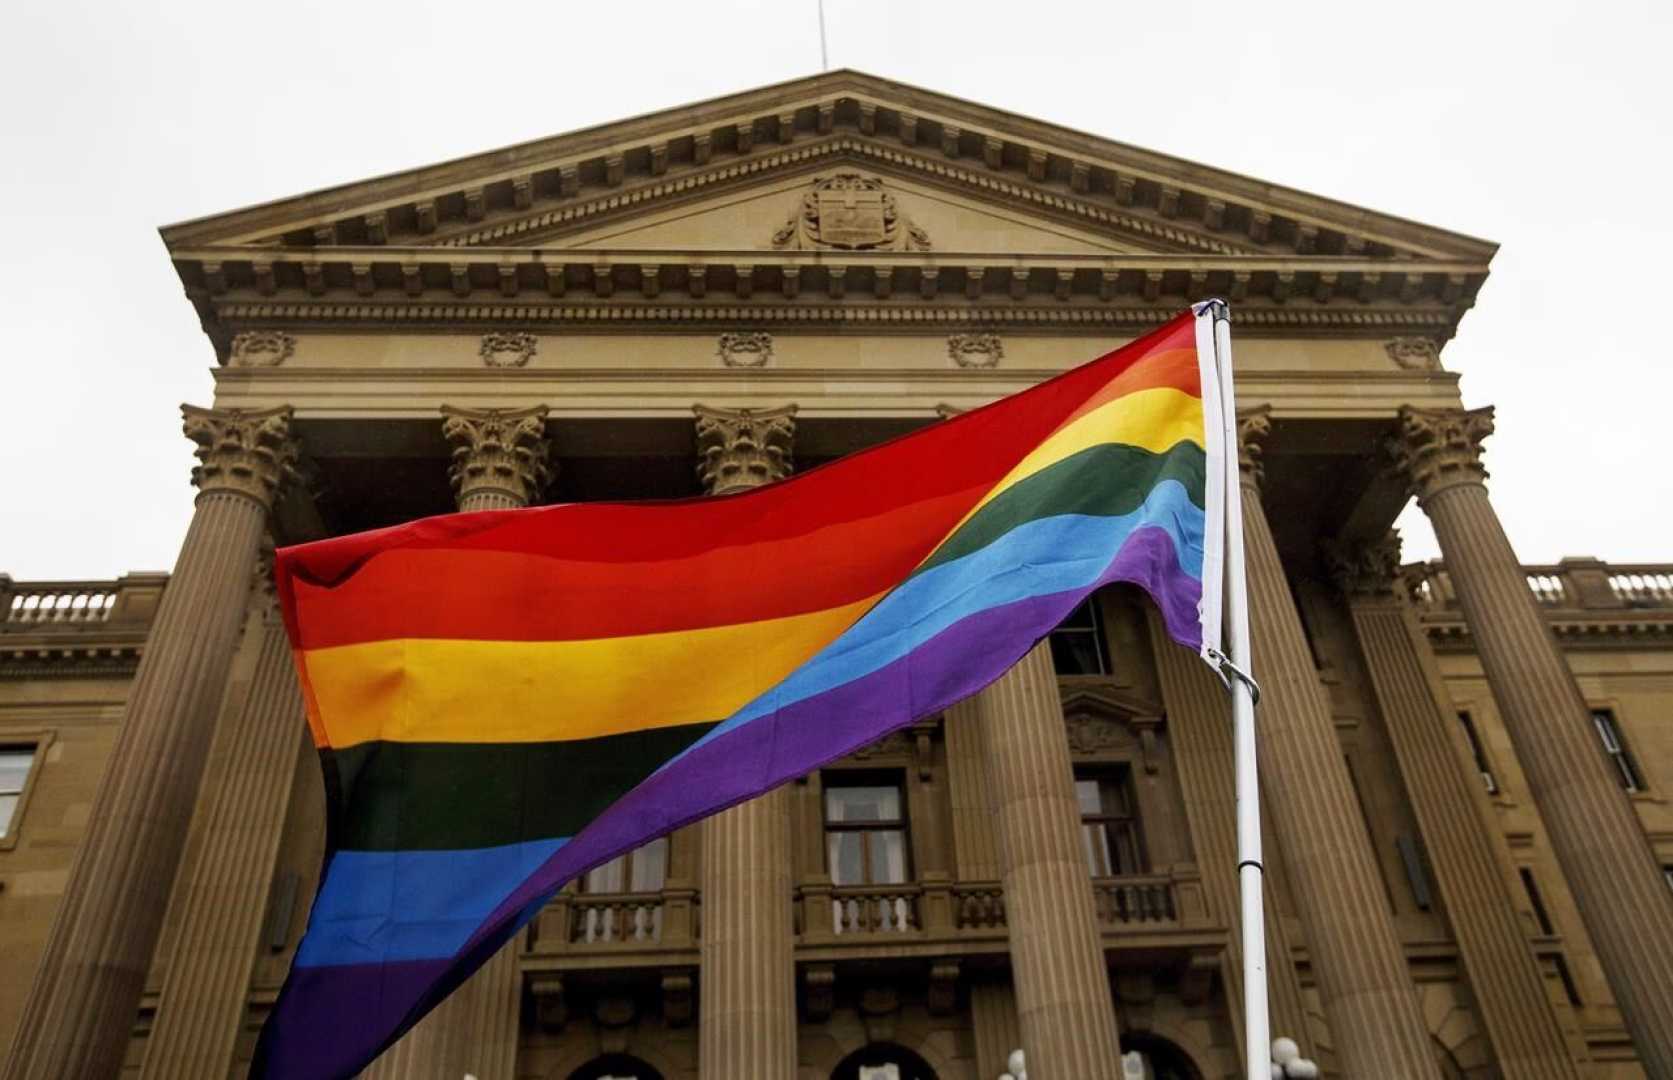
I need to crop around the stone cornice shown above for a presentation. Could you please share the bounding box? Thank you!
[172,247,1485,356]
[160,72,1494,264]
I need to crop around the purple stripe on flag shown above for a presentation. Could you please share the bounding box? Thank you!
[253,956,448,1078]
[471,524,1196,946]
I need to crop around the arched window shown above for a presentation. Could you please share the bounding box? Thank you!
[1119,1033,1203,1080]
[566,1053,664,1080]
[830,1042,938,1080]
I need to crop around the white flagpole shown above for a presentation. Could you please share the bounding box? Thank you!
[1203,300,1269,1079]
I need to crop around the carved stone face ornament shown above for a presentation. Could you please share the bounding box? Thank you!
[772,173,931,252]
[479,331,538,368]
[716,332,773,368]
[947,332,1003,368]
[228,330,295,367]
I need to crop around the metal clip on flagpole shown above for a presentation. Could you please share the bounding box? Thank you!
[1197,298,1272,1080]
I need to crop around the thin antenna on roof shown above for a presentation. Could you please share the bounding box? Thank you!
[818,0,830,70]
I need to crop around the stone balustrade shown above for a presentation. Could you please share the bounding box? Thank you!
[1407,558,1673,614]
[1,574,168,633]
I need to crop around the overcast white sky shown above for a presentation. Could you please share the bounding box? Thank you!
[1,0,1669,581]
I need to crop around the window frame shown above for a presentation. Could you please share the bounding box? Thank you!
[0,731,53,852]
[1588,705,1647,794]
[1074,765,1148,878]
[821,771,912,888]
[577,835,669,896]
[1455,709,1500,796]
[1049,595,1112,677]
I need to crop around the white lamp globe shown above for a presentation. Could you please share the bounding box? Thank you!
[1271,1038,1300,1065]
[1007,1049,1026,1073]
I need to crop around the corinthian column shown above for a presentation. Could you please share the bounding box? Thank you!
[140,556,311,1080]
[972,642,1125,1080]
[2,406,297,1080]
[442,404,553,511]
[1328,531,1578,1077]
[363,405,551,1080]
[1235,408,1438,1078]
[693,405,799,1080]
[1390,406,1673,1073]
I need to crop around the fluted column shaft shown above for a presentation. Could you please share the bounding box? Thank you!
[3,406,297,1080]
[1146,608,1313,1059]
[974,642,1123,1080]
[140,606,310,1079]
[1394,406,1673,1072]
[696,404,798,1080]
[1335,537,1577,1077]
[365,406,552,1080]
[1236,410,1438,1078]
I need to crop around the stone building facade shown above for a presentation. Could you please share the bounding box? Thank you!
[3,71,1672,1079]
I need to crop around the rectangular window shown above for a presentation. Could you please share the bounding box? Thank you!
[1591,708,1646,793]
[1520,867,1555,936]
[1075,768,1146,877]
[1050,597,1110,676]
[824,780,910,886]
[580,837,668,895]
[1456,711,1498,795]
[0,747,36,839]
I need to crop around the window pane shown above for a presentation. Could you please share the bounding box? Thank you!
[1050,631,1106,676]
[869,829,908,884]
[1075,779,1102,814]
[584,855,626,894]
[0,750,33,795]
[825,785,900,823]
[0,793,16,838]
[629,837,668,892]
[829,832,865,885]
[1082,822,1112,876]
[1061,599,1097,629]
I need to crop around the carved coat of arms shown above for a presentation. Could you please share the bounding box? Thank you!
[772,173,931,251]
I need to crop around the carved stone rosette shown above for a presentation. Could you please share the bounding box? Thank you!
[479,331,538,368]
[1323,531,1404,599]
[228,330,295,367]
[181,405,298,509]
[716,332,773,368]
[1384,336,1442,371]
[947,332,1003,368]
[1387,405,1493,504]
[1235,405,1272,491]
[440,405,552,507]
[771,173,931,251]
[693,405,797,495]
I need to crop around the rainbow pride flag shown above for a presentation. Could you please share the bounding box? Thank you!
[255,308,1225,1077]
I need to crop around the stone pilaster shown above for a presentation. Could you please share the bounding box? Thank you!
[1391,406,1673,1073]
[695,404,798,1079]
[2,406,297,1080]
[139,563,311,1079]
[973,642,1124,1079]
[1235,407,1439,1078]
[441,404,552,510]
[970,981,1023,1079]
[364,408,555,1080]
[1145,607,1314,1061]
[944,697,1001,881]
[1327,530,1578,1077]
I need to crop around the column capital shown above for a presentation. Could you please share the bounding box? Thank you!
[1323,530,1405,601]
[1236,405,1273,491]
[181,405,298,510]
[1388,405,1494,503]
[440,405,552,509]
[694,404,797,494]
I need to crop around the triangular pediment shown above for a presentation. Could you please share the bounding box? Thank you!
[161,70,1495,264]
[534,167,1151,256]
